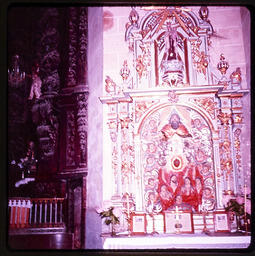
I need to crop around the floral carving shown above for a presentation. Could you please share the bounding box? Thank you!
[233,128,243,193]
[136,55,146,79]
[76,93,88,167]
[66,111,76,166]
[39,9,60,95]
[192,97,216,119]
[168,90,179,103]
[217,111,232,125]
[77,7,88,85]
[135,100,155,122]
[32,8,60,160]
[218,110,234,193]
[67,7,78,87]
[120,117,131,129]
[105,76,116,95]
[32,98,59,159]
[190,39,208,78]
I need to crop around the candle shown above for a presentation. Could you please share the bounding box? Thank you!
[127,193,130,218]
[244,185,247,217]
[175,206,179,220]
[227,175,230,191]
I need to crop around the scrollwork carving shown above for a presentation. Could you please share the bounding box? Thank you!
[77,7,88,85]
[76,92,88,166]
[66,111,76,166]
[67,7,78,87]
[192,97,216,119]
[32,8,60,160]
[32,98,59,159]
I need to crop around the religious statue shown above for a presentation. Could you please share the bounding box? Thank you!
[230,67,242,84]
[167,194,194,212]
[28,63,42,100]
[160,112,192,139]
[161,16,178,68]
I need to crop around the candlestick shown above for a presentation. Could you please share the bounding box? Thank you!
[244,184,247,214]
[175,206,179,220]
[227,174,230,191]
[244,184,247,233]
[127,193,130,218]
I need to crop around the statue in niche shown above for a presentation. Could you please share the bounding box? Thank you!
[159,16,185,87]
[165,17,178,61]
[28,63,42,100]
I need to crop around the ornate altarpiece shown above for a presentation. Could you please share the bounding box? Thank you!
[100,7,249,232]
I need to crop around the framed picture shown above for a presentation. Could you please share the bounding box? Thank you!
[130,212,146,235]
[214,211,230,232]
[146,213,164,234]
[164,210,194,234]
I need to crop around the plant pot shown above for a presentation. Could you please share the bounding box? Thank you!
[111,224,116,236]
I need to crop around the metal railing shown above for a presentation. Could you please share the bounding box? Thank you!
[9,197,65,229]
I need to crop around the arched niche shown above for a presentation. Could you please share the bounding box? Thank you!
[134,103,218,212]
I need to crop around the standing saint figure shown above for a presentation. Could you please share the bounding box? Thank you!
[28,63,42,100]
[160,16,179,69]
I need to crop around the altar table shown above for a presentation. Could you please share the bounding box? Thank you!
[103,233,251,249]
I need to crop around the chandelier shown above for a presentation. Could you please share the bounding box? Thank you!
[8,55,26,87]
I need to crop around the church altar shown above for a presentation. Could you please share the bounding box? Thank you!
[99,6,251,243]
[102,233,251,249]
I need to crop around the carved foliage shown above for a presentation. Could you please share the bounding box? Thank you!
[190,39,208,77]
[66,110,76,166]
[67,7,78,87]
[32,98,59,159]
[234,128,242,193]
[135,100,155,122]
[77,7,88,85]
[39,8,60,94]
[76,93,88,166]
[32,8,61,160]
[191,97,216,119]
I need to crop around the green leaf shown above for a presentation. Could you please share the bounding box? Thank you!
[105,219,111,225]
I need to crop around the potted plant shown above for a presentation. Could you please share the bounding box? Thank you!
[224,196,251,232]
[97,206,120,236]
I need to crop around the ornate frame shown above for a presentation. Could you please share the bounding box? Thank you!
[213,211,230,232]
[130,212,147,235]
[164,210,194,234]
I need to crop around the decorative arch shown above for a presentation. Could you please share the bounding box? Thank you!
[135,103,217,212]
[135,102,217,136]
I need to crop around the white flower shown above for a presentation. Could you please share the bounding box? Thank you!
[18,163,23,168]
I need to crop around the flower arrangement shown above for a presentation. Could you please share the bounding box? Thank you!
[11,156,36,176]
[11,141,37,176]
[223,192,251,232]
[96,201,121,236]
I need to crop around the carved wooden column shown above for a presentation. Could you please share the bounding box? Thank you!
[58,7,88,249]
[31,8,60,175]
[217,109,234,195]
